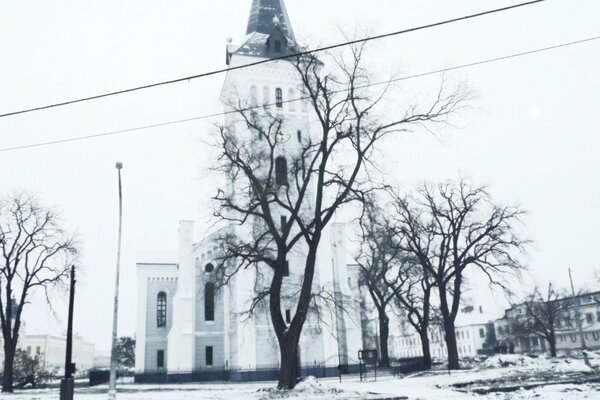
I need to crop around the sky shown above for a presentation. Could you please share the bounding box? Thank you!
[0,0,599,355]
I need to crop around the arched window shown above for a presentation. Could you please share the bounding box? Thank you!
[263,87,270,107]
[205,263,214,273]
[205,282,215,321]
[275,156,288,186]
[250,85,258,105]
[275,88,283,108]
[157,292,167,328]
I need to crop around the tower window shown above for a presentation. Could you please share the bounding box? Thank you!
[157,292,167,328]
[288,89,295,111]
[297,130,302,143]
[275,88,283,108]
[157,350,165,369]
[250,85,258,105]
[205,282,215,321]
[275,156,288,185]
[206,346,213,366]
[285,309,291,324]
[274,40,282,53]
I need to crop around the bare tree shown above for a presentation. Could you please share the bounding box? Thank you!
[354,196,401,367]
[0,193,78,392]
[212,40,466,388]
[393,181,527,369]
[386,255,436,369]
[512,283,574,357]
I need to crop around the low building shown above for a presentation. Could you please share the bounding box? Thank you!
[391,305,496,360]
[19,334,95,374]
[494,291,600,353]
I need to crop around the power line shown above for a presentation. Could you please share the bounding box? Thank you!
[1,34,597,153]
[0,0,548,119]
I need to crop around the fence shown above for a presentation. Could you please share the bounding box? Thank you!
[132,357,428,384]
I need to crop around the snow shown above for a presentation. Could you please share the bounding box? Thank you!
[5,352,600,399]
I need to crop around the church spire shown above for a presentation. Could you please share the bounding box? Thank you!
[246,0,296,40]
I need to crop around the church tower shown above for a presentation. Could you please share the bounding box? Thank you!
[219,0,361,369]
[136,0,363,377]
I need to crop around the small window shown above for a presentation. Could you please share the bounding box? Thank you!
[280,215,287,231]
[157,292,167,328]
[498,326,503,335]
[206,346,213,366]
[157,350,165,369]
[274,40,282,53]
[275,88,283,108]
[586,313,593,323]
[275,157,288,186]
[479,328,485,338]
[205,282,215,321]
[205,263,214,273]
[297,130,302,143]
[285,309,291,324]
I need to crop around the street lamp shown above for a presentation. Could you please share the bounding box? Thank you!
[108,162,123,400]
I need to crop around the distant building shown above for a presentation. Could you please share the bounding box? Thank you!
[18,334,95,374]
[494,291,600,353]
[390,305,496,360]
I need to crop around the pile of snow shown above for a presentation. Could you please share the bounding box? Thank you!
[257,377,346,399]
[480,354,536,369]
[476,352,595,374]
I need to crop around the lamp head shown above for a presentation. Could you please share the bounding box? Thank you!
[115,162,123,170]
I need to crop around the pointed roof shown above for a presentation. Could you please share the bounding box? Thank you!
[246,0,296,41]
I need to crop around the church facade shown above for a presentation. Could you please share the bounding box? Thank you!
[134,0,364,375]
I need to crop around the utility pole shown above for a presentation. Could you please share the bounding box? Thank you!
[60,265,76,400]
[108,162,124,400]
[568,268,590,366]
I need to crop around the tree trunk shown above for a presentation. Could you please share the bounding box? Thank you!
[438,283,460,370]
[278,332,300,389]
[419,329,432,369]
[443,318,460,369]
[378,310,390,367]
[549,337,557,358]
[2,341,15,393]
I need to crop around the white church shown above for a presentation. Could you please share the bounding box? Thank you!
[135,0,365,376]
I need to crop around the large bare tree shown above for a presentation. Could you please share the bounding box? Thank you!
[386,255,437,369]
[354,196,402,367]
[212,40,466,388]
[393,181,527,369]
[0,193,77,392]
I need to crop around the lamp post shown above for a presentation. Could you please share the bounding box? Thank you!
[60,265,76,400]
[108,162,123,400]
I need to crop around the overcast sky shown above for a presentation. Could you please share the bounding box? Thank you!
[1,0,598,354]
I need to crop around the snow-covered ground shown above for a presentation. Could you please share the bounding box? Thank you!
[5,353,600,399]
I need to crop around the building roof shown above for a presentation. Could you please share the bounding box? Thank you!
[246,0,295,40]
